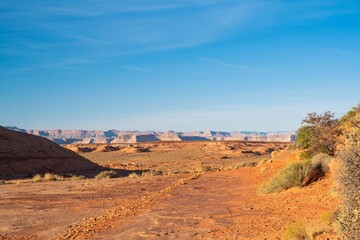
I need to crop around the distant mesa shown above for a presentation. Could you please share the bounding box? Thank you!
[0,126,100,179]
[5,126,296,144]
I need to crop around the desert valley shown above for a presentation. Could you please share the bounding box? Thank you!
[0,122,348,239]
[1,1,359,239]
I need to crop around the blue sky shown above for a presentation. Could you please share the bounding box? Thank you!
[1,0,360,131]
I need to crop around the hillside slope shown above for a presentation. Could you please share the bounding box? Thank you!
[0,126,100,178]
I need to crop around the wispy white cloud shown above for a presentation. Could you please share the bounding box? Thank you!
[328,48,359,56]
[1,0,359,72]
[1,58,92,72]
[120,65,150,73]
[199,57,267,73]
[66,34,111,45]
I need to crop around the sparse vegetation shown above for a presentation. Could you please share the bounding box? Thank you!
[141,170,163,177]
[128,172,140,178]
[71,175,86,180]
[282,218,334,240]
[282,221,312,240]
[31,173,65,182]
[292,105,360,239]
[95,170,119,179]
[44,173,64,181]
[201,165,213,172]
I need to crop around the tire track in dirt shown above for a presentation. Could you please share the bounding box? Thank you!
[55,174,202,240]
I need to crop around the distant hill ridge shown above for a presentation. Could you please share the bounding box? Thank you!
[6,127,296,144]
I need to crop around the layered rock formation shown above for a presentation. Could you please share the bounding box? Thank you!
[6,127,296,144]
[0,126,100,178]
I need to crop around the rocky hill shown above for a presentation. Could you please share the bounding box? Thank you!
[6,127,296,144]
[0,126,100,178]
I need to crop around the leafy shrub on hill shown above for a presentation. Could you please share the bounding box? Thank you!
[296,111,340,156]
[297,126,316,150]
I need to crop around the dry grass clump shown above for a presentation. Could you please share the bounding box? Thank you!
[128,172,140,178]
[282,213,337,240]
[44,173,64,181]
[201,165,213,172]
[31,173,64,182]
[282,221,312,240]
[260,153,331,194]
[95,170,119,180]
[260,160,313,194]
[311,153,332,173]
[141,170,163,177]
[70,175,86,180]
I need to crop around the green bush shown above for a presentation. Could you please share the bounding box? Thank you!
[299,151,313,160]
[297,126,315,150]
[296,111,340,156]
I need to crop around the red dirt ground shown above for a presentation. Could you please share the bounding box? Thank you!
[0,151,340,240]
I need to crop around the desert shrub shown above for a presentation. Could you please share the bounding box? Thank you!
[95,170,119,179]
[311,153,332,173]
[201,165,213,172]
[44,173,64,181]
[222,166,233,171]
[242,161,257,167]
[128,172,140,178]
[71,175,86,180]
[296,111,340,156]
[282,221,312,240]
[260,160,313,194]
[32,174,44,182]
[141,170,163,177]
[297,126,316,150]
[286,142,297,152]
[320,210,336,224]
[31,173,65,182]
[261,154,331,194]
[299,151,313,160]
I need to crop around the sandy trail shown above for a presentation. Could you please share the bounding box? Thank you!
[95,153,338,239]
